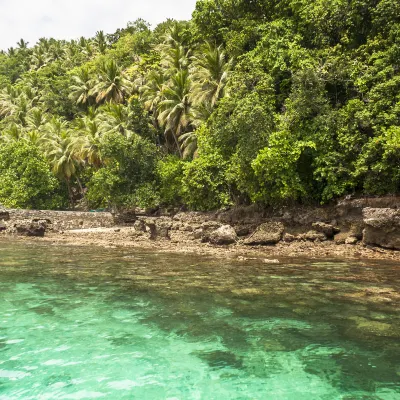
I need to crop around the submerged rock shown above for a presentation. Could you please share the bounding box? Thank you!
[363,208,400,250]
[350,316,399,338]
[209,225,238,245]
[193,350,243,370]
[244,222,284,245]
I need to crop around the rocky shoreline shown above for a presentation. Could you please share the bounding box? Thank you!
[1,197,400,262]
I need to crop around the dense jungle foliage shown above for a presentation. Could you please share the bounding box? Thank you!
[0,0,399,210]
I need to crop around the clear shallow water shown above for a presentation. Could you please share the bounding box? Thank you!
[0,242,399,399]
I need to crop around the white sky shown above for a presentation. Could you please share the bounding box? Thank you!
[0,0,198,50]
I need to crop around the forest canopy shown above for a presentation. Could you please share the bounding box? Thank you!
[0,0,399,210]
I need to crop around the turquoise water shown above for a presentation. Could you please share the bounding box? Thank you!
[0,242,399,399]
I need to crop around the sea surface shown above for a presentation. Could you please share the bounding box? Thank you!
[0,241,399,399]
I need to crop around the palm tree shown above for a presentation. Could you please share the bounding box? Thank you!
[158,70,192,157]
[191,43,232,108]
[43,116,69,138]
[78,37,94,57]
[48,40,65,61]
[140,70,167,130]
[7,47,16,57]
[156,22,192,72]
[23,130,44,146]
[159,21,191,49]
[91,60,131,104]
[191,101,214,127]
[26,108,48,132]
[13,96,31,127]
[37,38,51,52]
[64,43,80,66]
[94,31,107,54]
[17,39,29,50]
[0,85,19,118]
[140,70,166,109]
[74,109,103,168]
[43,129,83,207]
[0,123,21,143]
[29,48,50,70]
[69,67,95,106]
[178,131,198,159]
[78,37,87,48]
[98,103,132,137]
[21,84,40,102]
[0,83,42,126]
[161,45,191,71]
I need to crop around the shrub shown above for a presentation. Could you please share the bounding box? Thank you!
[0,141,66,209]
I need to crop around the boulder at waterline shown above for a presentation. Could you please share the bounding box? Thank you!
[363,208,400,250]
[10,220,47,237]
[209,225,238,245]
[200,221,223,242]
[244,222,284,245]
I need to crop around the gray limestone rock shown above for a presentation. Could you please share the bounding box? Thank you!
[11,220,46,237]
[209,225,238,245]
[363,208,400,250]
[244,222,285,246]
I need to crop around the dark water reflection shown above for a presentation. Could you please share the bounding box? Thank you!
[0,241,399,399]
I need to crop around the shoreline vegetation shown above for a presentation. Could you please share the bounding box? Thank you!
[1,1,400,217]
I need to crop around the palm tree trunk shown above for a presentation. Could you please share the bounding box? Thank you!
[173,129,183,159]
[76,176,84,195]
[152,108,162,146]
[66,178,75,210]
[76,176,89,209]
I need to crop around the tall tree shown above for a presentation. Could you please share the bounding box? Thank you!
[191,43,231,108]
[94,31,108,54]
[158,70,192,157]
[91,60,131,104]
[43,129,83,207]
[69,67,95,107]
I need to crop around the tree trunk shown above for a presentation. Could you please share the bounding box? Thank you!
[66,178,75,210]
[76,176,89,209]
[76,176,84,195]
[173,129,183,159]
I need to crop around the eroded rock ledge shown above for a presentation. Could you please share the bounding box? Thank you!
[1,197,400,254]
